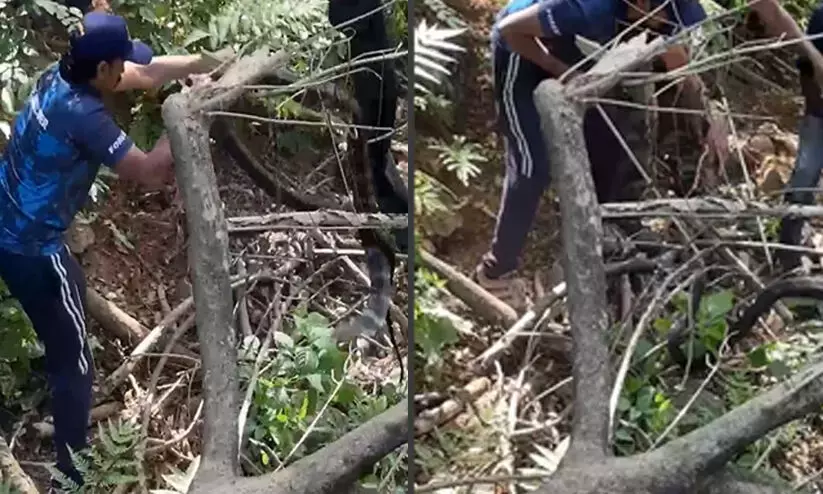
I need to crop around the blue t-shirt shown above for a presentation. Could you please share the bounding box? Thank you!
[0,64,134,256]
[492,0,707,66]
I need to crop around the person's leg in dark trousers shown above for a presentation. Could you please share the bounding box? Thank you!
[478,44,552,303]
[0,246,93,486]
[779,114,823,269]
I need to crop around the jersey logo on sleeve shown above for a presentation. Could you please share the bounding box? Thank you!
[30,93,50,130]
[107,130,127,156]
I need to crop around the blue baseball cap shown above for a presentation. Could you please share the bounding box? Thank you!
[69,12,153,65]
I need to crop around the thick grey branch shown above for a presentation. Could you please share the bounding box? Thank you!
[534,79,612,462]
[162,47,290,488]
[194,401,408,494]
[163,45,409,494]
[642,356,823,484]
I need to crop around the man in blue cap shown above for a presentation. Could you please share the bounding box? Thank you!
[474,0,730,308]
[0,11,220,490]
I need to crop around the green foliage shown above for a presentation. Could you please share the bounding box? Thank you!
[241,310,406,489]
[49,419,141,493]
[414,20,465,98]
[115,0,231,55]
[0,483,21,493]
[0,279,40,402]
[664,288,735,364]
[615,288,738,455]
[429,135,486,187]
[614,379,675,454]
[413,170,452,220]
[413,260,460,386]
[151,456,200,494]
[388,0,409,46]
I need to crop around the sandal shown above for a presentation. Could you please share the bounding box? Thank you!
[473,264,533,312]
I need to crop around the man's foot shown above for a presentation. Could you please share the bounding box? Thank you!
[474,264,532,312]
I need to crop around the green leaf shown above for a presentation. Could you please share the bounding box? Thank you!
[747,345,771,368]
[614,428,634,443]
[274,331,295,349]
[617,396,632,412]
[633,338,655,362]
[653,317,672,334]
[768,360,792,378]
[306,373,324,393]
[182,29,211,47]
[700,290,735,321]
[635,387,654,412]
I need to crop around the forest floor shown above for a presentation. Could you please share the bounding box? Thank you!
[413,1,823,493]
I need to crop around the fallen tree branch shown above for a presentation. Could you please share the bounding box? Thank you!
[418,249,518,326]
[527,29,819,494]
[601,197,823,220]
[534,78,612,463]
[32,402,123,439]
[163,45,411,493]
[102,298,193,396]
[414,378,491,436]
[226,211,407,233]
[86,288,148,344]
[212,401,409,494]
[101,268,280,396]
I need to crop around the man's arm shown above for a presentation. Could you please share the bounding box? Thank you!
[113,139,174,189]
[751,0,823,85]
[496,0,615,77]
[71,106,173,189]
[115,55,214,92]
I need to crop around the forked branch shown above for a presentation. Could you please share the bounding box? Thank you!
[161,47,409,494]
[530,31,823,494]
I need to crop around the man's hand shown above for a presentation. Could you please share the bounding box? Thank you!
[90,0,111,12]
[198,46,237,74]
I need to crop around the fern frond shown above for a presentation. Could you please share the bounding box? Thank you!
[413,19,466,93]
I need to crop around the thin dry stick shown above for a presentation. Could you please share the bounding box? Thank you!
[207,111,394,132]
[137,312,197,493]
[720,95,774,268]
[145,399,204,456]
[580,97,773,121]
[235,259,253,338]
